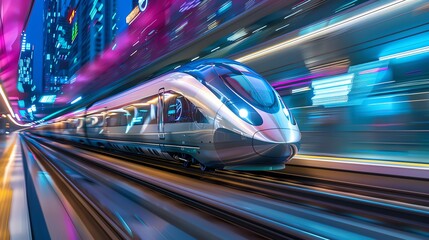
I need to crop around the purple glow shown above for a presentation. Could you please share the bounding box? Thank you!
[58,0,265,108]
[0,0,34,117]
[274,81,311,91]
[359,67,388,75]
[65,210,79,240]
[179,0,201,12]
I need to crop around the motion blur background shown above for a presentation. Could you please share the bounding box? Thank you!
[1,0,429,163]
[1,1,429,239]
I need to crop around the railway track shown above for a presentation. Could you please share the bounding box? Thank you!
[23,133,429,239]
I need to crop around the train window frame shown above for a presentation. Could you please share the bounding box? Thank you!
[130,104,151,125]
[163,91,196,123]
[215,64,276,108]
[105,111,130,127]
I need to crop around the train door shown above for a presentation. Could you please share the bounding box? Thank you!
[158,88,165,139]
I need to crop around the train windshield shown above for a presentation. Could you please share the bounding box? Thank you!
[215,64,276,108]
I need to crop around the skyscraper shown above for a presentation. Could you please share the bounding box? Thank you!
[67,0,118,79]
[18,33,34,86]
[18,32,37,120]
[43,0,72,95]
[42,0,62,94]
[53,14,71,86]
[80,0,118,66]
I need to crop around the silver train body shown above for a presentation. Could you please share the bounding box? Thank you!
[32,59,301,171]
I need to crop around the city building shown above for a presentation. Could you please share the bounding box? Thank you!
[42,0,73,95]
[52,14,72,87]
[43,0,119,97]
[17,32,37,121]
[68,0,119,80]
[42,0,61,94]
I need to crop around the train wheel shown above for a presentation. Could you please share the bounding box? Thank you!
[200,164,215,172]
[182,160,191,168]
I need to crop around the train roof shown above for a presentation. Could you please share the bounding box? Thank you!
[177,58,240,70]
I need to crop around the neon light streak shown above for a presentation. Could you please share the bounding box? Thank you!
[292,0,312,10]
[313,85,350,95]
[252,25,267,34]
[7,114,31,127]
[312,91,350,100]
[71,96,82,104]
[0,85,15,118]
[236,0,411,62]
[379,46,429,61]
[284,9,302,19]
[292,86,311,93]
[359,67,388,74]
[130,50,138,57]
[211,46,220,52]
[276,24,290,32]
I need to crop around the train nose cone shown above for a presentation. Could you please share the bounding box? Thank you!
[252,128,298,159]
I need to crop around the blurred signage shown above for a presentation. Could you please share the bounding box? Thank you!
[126,6,140,24]
[71,22,78,42]
[68,9,76,24]
[311,74,354,107]
[138,0,148,12]
[39,95,57,103]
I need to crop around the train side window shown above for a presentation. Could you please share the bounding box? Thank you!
[165,93,193,123]
[192,105,208,123]
[106,111,130,127]
[106,113,119,127]
[120,111,130,126]
[86,114,104,128]
[132,105,150,125]
[130,95,158,125]
[77,118,84,129]
[176,96,193,122]
[124,107,136,122]
[166,95,178,123]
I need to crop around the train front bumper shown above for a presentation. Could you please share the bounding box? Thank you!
[213,128,300,171]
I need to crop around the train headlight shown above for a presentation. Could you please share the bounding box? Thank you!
[239,108,249,118]
[225,102,263,126]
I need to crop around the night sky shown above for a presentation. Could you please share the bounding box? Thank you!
[25,0,132,95]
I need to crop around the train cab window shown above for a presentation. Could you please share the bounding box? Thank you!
[192,105,208,123]
[215,64,276,108]
[164,93,193,123]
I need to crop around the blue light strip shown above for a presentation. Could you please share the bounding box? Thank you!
[71,96,82,104]
[379,46,429,60]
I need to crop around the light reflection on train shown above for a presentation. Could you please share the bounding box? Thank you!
[32,59,300,171]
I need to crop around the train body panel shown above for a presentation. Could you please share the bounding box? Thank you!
[31,59,300,170]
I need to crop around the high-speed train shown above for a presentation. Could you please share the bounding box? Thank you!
[32,59,301,171]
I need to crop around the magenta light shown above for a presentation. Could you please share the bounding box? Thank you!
[0,0,34,118]
[359,67,388,75]
[274,81,311,90]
